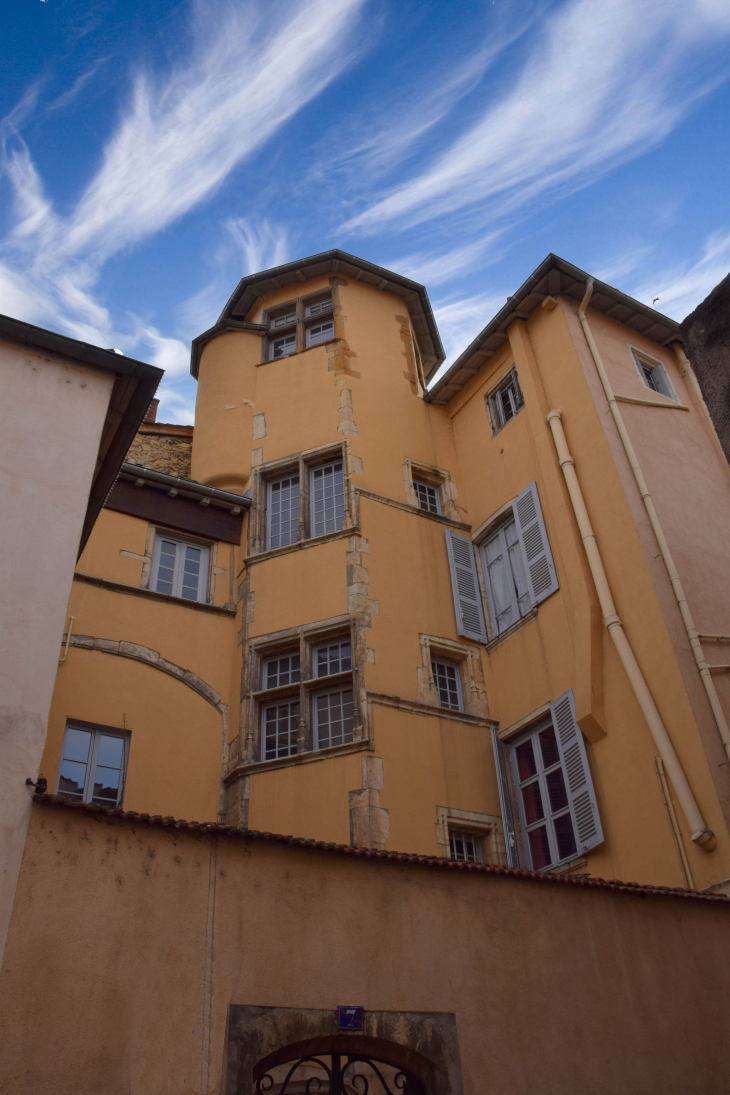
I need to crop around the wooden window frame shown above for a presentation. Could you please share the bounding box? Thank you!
[150,531,211,604]
[56,722,130,808]
[629,345,678,402]
[261,292,335,362]
[484,366,524,435]
[431,656,463,712]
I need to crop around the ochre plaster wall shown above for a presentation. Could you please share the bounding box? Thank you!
[2,804,729,1095]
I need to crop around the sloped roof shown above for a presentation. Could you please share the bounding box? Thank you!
[424,254,682,404]
[190,249,444,378]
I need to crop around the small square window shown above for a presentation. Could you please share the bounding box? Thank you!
[270,333,297,360]
[486,368,524,433]
[270,311,296,331]
[306,320,335,348]
[311,461,345,536]
[305,297,333,318]
[151,534,209,602]
[633,351,674,399]
[431,658,463,711]
[268,474,300,549]
[56,725,129,807]
[314,687,354,749]
[315,640,351,678]
[264,653,300,689]
[413,479,441,515]
[449,830,483,863]
[262,701,300,760]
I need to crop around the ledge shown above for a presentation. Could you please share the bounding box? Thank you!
[356,488,471,532]
[614,393,689,411]
[366,690,496,728]
[225,735,373,780]
[73,572,237,617]
[244,525,359,566]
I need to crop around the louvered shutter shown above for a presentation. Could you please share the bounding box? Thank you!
[550,689,604,854]
[445,530,487,642]
[491,728,520,867]
[513,481,558,606]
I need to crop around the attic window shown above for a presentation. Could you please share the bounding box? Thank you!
[305,296,333,318]
[632,350,675,400]
[270,311,296,331]
[485,367,524,434]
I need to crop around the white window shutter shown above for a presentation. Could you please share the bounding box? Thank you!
[550,689,604,854]
[491,728,520,867]
[513,481,558,606]
[445,530,488,642]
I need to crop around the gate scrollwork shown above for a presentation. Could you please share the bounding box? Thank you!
[254,1051,426,1094]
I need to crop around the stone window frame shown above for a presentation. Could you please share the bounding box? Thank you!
[239,614,371,773]
[416,634,489,720]
[402,458,460,522]
[247,441,357,557]
[435,805,507,866]
[260,288,338,364]
[137,522,222,606]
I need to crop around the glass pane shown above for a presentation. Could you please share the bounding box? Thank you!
[263,702,299,760]
[92,767,121,804]
[515,739,536,781]
[269,475,300,548]
[181,546,202,600]
[554,812,577,860]
[484,529,516,633]
[432,660,460,711]
[311,462,345,536]
[58,759,87,798]
[449,831,481,863]
[521,780,544,825]
[64,727,92,762]
[97,734,124,768]
[546,768,569,813]
[315,688,354,749]
[155,540,177,595]
[539,725,560,769]
[529,825,552,869]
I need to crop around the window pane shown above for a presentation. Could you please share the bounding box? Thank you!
[180,546,202,600]
[58,760,87,799]
[316,641,351,677]
[306,298,332,318]
[311,462,345,536]
[271,334,296,359]
[306,320,335,347]
[553,812,577,859]
[505,520,531,617]
[271,311,296,329]
[97,734,124,768]
[539,725,560,770]
[263,702,299,760]
[528,825,552,869]
[155,540,177,595]
[515,739,536,781]
[521,780,544,825]
[92,766,121,805]
[63,727,92,762]
[545,768,569,813]
[432,660,461,711]
[265,654,300,688]
[484,529,517,633]
[269,475,301,548]
[449,831,481,863]
[642,365,659,392]
[315,689,354,749]
[499,385,515,423]
[414,481,439,514]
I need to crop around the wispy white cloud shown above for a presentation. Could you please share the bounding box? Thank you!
[47,59,109,113]
[390,235,502,288]
[630,229,730,320]
[343,0,730,237]
[226,216,290,276]
[428,289,507,385]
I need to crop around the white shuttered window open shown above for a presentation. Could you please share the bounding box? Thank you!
[550,689,604,855]
[445,530,488,643]
[513,481,558,607]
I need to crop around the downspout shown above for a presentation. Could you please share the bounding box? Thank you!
[547,409,714,851]
[578,281,730,771]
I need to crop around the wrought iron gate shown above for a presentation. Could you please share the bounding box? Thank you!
[254,1051,426,1094]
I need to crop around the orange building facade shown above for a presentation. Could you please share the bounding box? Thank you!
[39,250,730,893]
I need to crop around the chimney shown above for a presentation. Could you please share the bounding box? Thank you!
[143,398,159,424]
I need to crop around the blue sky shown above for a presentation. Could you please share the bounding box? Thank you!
[2,0,730,422]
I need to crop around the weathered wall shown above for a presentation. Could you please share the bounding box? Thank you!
[1,801,728,1095]
[128,427,193,476]
[680,271,730,464]
[0,339,114,960]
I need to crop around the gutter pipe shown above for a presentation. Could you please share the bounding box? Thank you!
[577,280,730,775]
[547,408,714,851]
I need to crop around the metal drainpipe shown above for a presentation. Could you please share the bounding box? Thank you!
[578,281,730,773]
[547,408,714,852]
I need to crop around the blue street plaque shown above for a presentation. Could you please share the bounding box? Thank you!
[337,1005,365,1030]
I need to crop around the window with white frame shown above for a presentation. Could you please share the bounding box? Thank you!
[306,319,335,348]
[56,725,128,807]
[431,658,463,711]
[305,297,333,319]
[485,367,524,433]
[512,721,577,870]
[449,830,483,863]
[311,461,345,536]
[270,332,297,360]
[413,479,441,515]
[315,639,351,678]
[151,534,209,602]
[268,473,300,549]
[264,652,300,689]
[271,310,297,331]
[632,350,674,399]
[481,517,532,635]
[314,687,354,749]
[262,700,300,760]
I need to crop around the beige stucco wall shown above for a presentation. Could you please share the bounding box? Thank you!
[0,338,114,959]
[1,802,728,1095]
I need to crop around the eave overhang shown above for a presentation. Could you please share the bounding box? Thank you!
[0,313,163,556]
[118,462,250,511]
[189,249,444,379]
[424,254,682,405]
